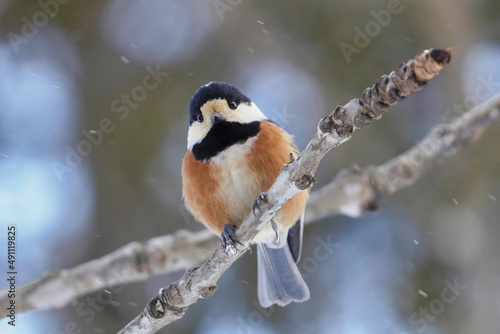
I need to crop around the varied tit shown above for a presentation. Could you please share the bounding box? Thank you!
[182,82,309,307]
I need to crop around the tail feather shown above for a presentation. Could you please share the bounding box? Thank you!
[257,243,310,308]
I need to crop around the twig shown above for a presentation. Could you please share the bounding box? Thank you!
[116,48,453,333]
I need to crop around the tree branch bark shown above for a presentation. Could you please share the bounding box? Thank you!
[2,48,483,333]
[116,48,453,333]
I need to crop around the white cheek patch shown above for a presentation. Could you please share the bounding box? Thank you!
[230,102,267,123]
[187,122,210,149]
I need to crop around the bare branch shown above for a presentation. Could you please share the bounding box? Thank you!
[306,93,500,222]
[1,49,473,331]
[117,48,453,333]
[1,230,218,315]
[4,92,498,319]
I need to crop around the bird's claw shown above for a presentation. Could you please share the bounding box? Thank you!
[271,219,280,244]
[252,193,268,216]
[221,224,243,255]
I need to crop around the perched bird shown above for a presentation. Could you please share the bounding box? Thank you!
[182,82,309,307]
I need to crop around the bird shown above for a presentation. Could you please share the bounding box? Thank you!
[182,81,310,307]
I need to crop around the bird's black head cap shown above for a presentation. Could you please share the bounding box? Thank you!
[188,82,252,125]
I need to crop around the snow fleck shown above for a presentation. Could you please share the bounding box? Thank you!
[89,130,97,134]
[104,290,112,295]
[1,154,8,158]
[110,301,121,307]
[120,56,130,64]
[128,302,138,306]
[29,73,37,77]
[187,73,195,76]
[405,38,413,42]
[241,280,249,285]
[51,85,60,89]
[452,198,459,205]
[418,290,428,298]
[262,29,269,34]
[257,20,264,25]
[489,194,497,202]
[413,240,419,245]
[246,46,255,53]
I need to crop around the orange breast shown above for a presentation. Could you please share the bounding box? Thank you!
[182,150,228,234]
[247,122,308,230]
[182,121,308,235]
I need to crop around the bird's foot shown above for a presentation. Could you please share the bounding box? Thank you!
[221,224,243,255]
[252,192,268,216]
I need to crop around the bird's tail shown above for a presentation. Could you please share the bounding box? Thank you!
[256,243,310,308]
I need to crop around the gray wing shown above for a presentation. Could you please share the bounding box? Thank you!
[287,211,305,263]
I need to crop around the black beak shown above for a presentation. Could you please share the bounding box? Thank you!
[211,112,226,124]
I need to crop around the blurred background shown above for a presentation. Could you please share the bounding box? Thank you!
[0,0,499,333]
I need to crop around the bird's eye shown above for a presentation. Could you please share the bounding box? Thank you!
[229,101,238,110]
[196,114,203,123]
